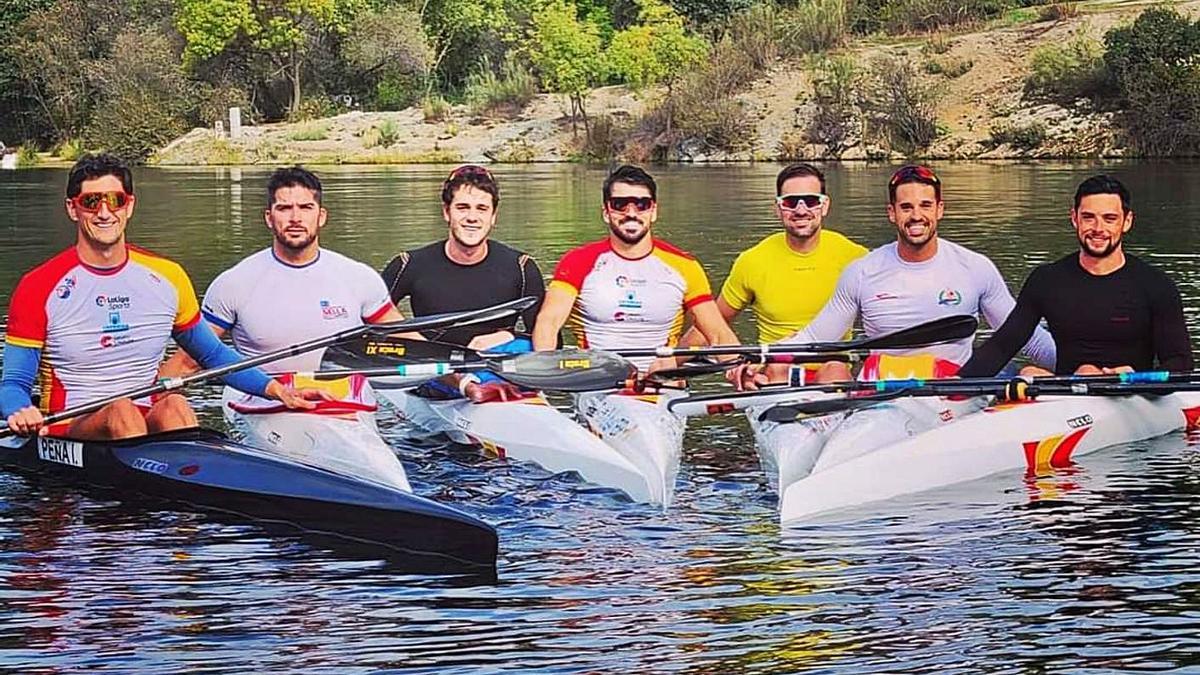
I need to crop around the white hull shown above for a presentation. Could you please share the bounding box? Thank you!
[775,393,1200,524]
[378,388,684,506]
[222,384,412,492]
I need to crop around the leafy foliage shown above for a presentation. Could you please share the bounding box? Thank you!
[464,54,538,117]
[1025,35,1107,102]
[526,0,607,134]
[607,0,707,88]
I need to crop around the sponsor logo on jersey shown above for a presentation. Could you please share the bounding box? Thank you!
[95,294,132,309]
[103,310,130,333]
[320,300,349,320]
[872,292,900,301]
[618,291,643,309]
[937,289,962,306]
[99,333,133,348]
[614,275,646,288]
[55,276,76,299]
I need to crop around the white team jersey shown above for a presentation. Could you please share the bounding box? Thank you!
[202,248,393,373]
[789,239,1057,367]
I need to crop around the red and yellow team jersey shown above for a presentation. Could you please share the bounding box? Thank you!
[549,239,713,363]
[5,246,201,413]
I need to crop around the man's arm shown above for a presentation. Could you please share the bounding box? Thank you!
[689,299,740,349]
[959,279,1045,377]
[519,256,546,334]
[978,262,1056,369]
[783,263,862,344]
[1150,273,1193,372]
[679,296,739,349]
[532,285,576,351]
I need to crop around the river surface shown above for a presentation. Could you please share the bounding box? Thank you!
[1,163,1199,672]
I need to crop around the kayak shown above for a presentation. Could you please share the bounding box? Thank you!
[775,392,1200,523]
[222,375,412,492]
[378,387,685,506]
[4,427,498,569]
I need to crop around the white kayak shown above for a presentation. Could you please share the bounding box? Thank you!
[774,392,1200,524]
[222,375,412,492]
[378,387,685,506]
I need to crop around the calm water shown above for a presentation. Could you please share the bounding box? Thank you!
[1,163,1199,672]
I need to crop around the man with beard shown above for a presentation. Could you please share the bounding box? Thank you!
[164,166,411,380]
[735,164,1056,389]
[679,163,866,384]
[381,165,544,402]
[532,164,740,373]
[3,155,315,439]
[959,174,1192,376]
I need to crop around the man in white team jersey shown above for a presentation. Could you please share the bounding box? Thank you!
[163,166,411,379]
[737,164,1056,389]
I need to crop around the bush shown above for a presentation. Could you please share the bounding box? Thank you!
[922,33,953,54]
[16,144,39,167]
[287,96,346,123]
[464,54,538,118]
[1037,3,1078,22]
[577,113,626,161]
[288,124,330,142]
[1026,35,1107,101]
[988,120,1047,149]
[422,95,451,123]
[863,55,939,152]
[923,56,973,78]
[778,0,849,56]
[807,54,861,153]
[882,0,1012,33]
[374,72,425,111]
[52,137,83,160]
[726,3,778,70]
[775,129,810,160]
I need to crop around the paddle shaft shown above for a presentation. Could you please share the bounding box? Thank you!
[614,314,979,359]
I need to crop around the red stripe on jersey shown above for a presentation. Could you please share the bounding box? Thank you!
[5,248,81,348]
[552,240,611,292]
[683,293,713,309]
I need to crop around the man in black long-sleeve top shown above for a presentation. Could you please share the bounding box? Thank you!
[959,174,1192,377]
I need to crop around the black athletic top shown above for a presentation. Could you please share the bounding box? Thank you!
[960,253,1193,376]
[381,240,545,345]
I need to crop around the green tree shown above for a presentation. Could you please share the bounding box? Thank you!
[342,5,432,108]
[0,0,56,141]
[421,0,514,92]
[175,0,364,117]
[607,0,707,90]
[526,0,607,137]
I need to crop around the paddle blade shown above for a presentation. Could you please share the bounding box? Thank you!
[494,349,636,392]
[322,337,483,370]
[792,314,979,353]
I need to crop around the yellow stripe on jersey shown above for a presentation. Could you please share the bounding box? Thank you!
[5,336,44,349]
[649,247,712,307]
[128,248,201,329]
[548,279,581,299]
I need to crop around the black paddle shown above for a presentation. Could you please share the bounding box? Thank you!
[0,297,537,438]
[318,337,637,392]
[613,314,979,359]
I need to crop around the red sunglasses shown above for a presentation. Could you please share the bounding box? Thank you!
[889,165,940,185]
[72,191,132,212]
[607,196,655,212]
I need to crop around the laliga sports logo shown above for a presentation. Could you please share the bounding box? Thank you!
[937,288,962,306]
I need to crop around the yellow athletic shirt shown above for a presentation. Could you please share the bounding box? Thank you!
[719,230,867,342]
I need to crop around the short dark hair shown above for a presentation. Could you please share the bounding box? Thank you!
[1073,174,1131,212]
[603,164,657,202]
[776,163,826,195]
[442,165,499,208]
[66,154,133,198]
[267,166,322,207]
[887,164,941,203]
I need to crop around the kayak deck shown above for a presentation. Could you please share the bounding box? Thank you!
[5,427,498,571]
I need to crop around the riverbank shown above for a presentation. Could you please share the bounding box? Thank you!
[151,1,1173,166]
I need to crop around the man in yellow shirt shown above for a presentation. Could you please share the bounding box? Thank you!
[682,163,866,380]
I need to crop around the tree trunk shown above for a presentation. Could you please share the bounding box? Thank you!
[289,47,302,116]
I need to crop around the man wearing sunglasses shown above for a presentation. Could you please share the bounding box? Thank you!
[532,165,739,372]
[1,154,315,439]
[681,163,866,382]
[381,165,544,402]
[736,164,1056,390]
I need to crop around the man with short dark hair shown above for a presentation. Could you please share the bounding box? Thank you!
[532,164,739,372]
[1,155,313,439]
[381,164,544,402]
[682,163,866,384]
[960,174,1193,376]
